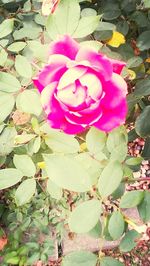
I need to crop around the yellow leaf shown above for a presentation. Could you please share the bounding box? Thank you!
[146,57,150,63]
[37,161,46,169]
[80,142,87,152]
[127,69,136,80]
[107,31,125,48]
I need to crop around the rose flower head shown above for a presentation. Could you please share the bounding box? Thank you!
[33,35,127,134]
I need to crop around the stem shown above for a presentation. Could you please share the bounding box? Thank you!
[31,61,41,71]
[124,177,150,183]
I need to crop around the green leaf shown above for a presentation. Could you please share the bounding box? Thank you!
[110,144,127,162]
[137,30,150,51]
[86,127,106,155]
[80,40,103,52]
[107,127,127,152]
[14,134,36,145]
[68,200,101,233]
[15,178,36,206]
[126,157,143,166]
[144,0,150,8]
[47,179,62,200]
[94,30,112,41]
[97,21,116,31]
[88,221,102,238]
[7,42,27,52]
[120,191,144,208]
[108,211,124,240]
[16,90,42,116]
[44,154,92,192]
[0,169,23,190]
[119,230,140,252]
[15,55,32,78]
[116,20,129,35]
[142,137,150,159]
[0,127,16,156]
[0,72,21,93]
[62,251,97,266]
[127,57,143,68]
[0,92,15,122]
[112,183,125,200]
[6,257,20,265]
[127,93,141,114]
[0,48,7,66]
[0,19,14,38]
[100,256,124,266]
[28,136,41,154]
[138,191,150,222]
[101,4,121,20]
[46,0,80,39]
[135,106,150,137]
[75,152,103,185]
[73,15,100,38]
[134,78,150,97]
[81,8,97,17]
[13,154,36,177]
[45,130,79,154]
[98,161,123,199]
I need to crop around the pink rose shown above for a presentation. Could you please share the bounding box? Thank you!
[33,35,127,134]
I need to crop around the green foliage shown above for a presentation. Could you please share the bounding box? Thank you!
[62,251,97,266]
[0,169,23,190]
[108,211,125,240]
[138,191,150,222]
[15,178,36,206]
[100,257,124,266]
[135,106,150,137]
[120,191,144,208]
[0,72,21,92]
[68,200,102,233]
[0,0,149,264]
[119,230,141,252]
[98,161,123,199]
[44,154,92,192]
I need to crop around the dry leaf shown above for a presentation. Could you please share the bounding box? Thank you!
[12,110,30,125]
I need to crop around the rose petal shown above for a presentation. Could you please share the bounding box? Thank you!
[57,66,87,90]
[57,83,87,108]
[49,35,79,60]
[33,55,69,92]
[109,58,126,74]
[75,48,113,80]
[65,103,102,126]
[102,73,127,109]
[41,82,58,114]
[41,82,85,134]
[94,99,127,132]
[80,72,102,101]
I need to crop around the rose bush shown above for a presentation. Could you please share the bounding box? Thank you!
[33,35,127,134]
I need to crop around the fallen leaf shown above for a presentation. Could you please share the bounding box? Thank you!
[12,110,30,125]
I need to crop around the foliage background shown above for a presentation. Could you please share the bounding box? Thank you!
[0,0,150,265]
